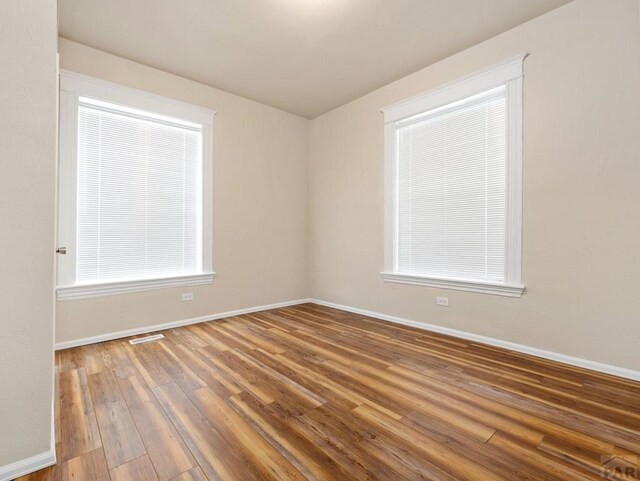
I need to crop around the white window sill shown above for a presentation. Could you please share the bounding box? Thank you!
[381,272,524,298]
[57,273,215,300]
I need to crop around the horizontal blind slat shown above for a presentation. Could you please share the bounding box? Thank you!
[76,103,203,284]
[397,88,507,282]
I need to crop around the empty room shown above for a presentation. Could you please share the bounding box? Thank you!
[2,0,640,480]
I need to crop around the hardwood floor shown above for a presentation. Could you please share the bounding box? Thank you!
[18,303,640,480]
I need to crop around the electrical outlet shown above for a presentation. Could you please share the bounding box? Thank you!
[436,296,449,306]
[181,292,194,302]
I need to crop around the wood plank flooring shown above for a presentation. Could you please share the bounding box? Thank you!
[18,303,640,480]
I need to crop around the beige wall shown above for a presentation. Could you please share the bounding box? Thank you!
[56,39,309,343]
[309,0,640,371]
[0,0,57,468]
[57,0,640,374]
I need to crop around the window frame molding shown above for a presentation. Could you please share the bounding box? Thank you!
[381,54,527,297]
[57,70,216,300]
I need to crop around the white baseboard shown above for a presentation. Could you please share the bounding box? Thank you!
[55,298,311,350]
[54,295,640,382]
[0,366,58,481]
[0,448,56,481]
[308,298,640,382]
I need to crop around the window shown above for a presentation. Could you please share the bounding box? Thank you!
[57,71,214,299]
[382,55,526,297]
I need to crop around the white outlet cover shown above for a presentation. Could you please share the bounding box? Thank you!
[181,293,194,301]
[436,296,449,306]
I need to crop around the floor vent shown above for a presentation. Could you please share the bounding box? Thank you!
[129,334,165,345]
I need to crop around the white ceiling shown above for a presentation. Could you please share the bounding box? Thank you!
[59,0,571,118]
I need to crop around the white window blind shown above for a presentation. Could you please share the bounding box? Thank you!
[396,86,507,282]
[76,97,204,284]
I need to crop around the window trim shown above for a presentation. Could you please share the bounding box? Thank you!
[57,70,215,300]
[381,54,527,297]
[56,273,216,300]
